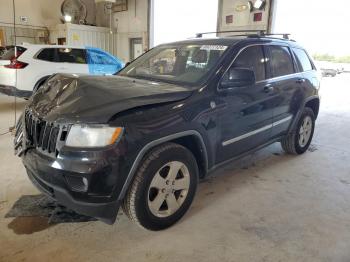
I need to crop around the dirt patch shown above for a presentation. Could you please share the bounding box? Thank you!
[8,216,54,235]
[308,144,318,152]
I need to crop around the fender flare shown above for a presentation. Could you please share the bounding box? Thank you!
[288,95,320,134]
[33,75,51,93]
[118,130,208,201]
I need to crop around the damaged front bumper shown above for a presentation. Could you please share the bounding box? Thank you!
[21,146,126,224]
[14,110,131,224]
[22,149,120,224]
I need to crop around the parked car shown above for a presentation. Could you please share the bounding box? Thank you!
[321,68,337,77]
[0,44,124,98]
[15,35,320,230]
[336,66,344,74]
[316,61,338,77]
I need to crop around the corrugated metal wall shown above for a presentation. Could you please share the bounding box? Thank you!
[50,24,119,57]
[67,27,116,54]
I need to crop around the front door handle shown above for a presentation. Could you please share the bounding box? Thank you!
[296,78,306,84]
[264,84,274,93]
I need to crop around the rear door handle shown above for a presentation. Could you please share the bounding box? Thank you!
[264,84,274,93]
[296,78,306,84]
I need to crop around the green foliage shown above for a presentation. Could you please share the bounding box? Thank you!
[313,53,350,63]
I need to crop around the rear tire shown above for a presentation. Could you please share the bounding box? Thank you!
[122,143,198,231]
[281,107,315,155]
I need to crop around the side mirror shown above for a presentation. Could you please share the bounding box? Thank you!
[220,68,256,89]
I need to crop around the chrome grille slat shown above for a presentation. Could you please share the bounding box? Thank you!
[24,110,60,156]
[42,124,52,151]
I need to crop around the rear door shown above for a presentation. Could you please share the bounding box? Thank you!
[216,45,274,163]
[56,48,88,74]
[28,48,58,89]
[292,47,319,92]
[266,45,303,139]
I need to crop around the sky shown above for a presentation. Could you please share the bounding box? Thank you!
[273,0,350,56]
[153,0,218,45]
[153,0,349,57]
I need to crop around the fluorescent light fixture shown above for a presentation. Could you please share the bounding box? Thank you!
[64,15,72,23]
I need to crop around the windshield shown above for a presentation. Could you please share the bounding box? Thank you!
[118,44,229,85]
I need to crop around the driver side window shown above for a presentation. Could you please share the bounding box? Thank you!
[233,46,266,82]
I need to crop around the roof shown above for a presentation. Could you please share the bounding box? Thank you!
[159,35,303,49]
[18,43,86,49]
[160,37,247,47]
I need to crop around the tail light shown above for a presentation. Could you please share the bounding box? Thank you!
[4,49,27,69]
[5,59,28,69]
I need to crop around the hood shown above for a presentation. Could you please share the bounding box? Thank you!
[28,74,193,124]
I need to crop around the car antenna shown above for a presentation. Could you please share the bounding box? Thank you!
[9,0,17,135]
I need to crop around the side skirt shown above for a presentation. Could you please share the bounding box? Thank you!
[207,136,285,175]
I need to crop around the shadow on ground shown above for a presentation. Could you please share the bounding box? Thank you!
[5,194,96,235]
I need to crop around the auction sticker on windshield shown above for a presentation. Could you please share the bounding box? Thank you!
[200,45,228,51]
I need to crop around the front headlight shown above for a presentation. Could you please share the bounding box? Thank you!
[65,125,123,148]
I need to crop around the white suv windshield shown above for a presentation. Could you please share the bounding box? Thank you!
[118,44,228,85]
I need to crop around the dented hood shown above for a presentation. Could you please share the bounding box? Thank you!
[28,74,193,124]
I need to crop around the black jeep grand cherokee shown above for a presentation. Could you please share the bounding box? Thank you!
[15,35,320,230]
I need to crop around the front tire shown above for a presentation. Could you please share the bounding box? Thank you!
[281,107,315,155]
[122,143,199,231]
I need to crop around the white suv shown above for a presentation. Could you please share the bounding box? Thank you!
[0,44,124,98]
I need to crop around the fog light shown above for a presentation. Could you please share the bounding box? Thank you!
[65,176,89,192]
[82,177,88,188]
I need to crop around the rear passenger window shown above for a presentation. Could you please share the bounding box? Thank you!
[233,46,266,81]
[269,46,295,77]
[37,49,56,62]
[292,48,313,72]
[57,48,87,64]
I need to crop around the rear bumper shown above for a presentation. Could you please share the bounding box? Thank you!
[0,85,32,98]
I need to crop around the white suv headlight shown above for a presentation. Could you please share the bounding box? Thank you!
[65,125,123,148]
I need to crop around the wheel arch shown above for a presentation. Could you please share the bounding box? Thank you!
[288,95,320,134]
[33,75,51,93]
[118,130,208,201]
[305,97,320,119]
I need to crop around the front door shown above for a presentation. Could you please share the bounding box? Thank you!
[216,45,275,163]
[86,48,123,75]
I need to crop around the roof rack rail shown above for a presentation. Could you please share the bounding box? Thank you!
[195,30,291,40]
[195,30,265,38]
[260,33,291,39]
